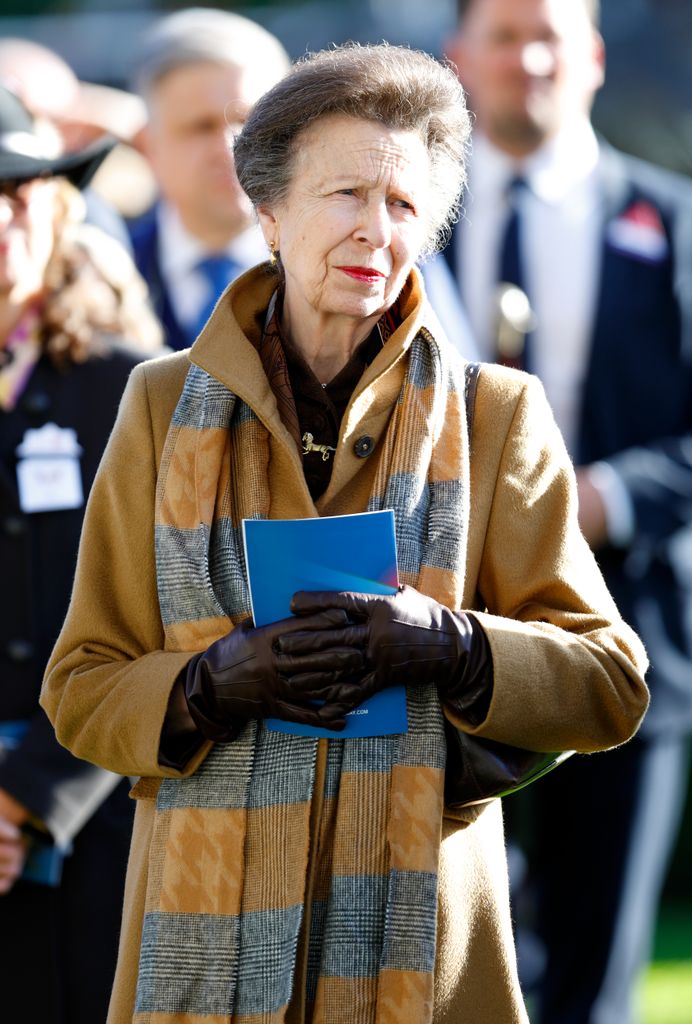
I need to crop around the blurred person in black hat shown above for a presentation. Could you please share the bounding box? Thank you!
[0,36,151,251]
[127,7,292,351]
[0,84,162,1023]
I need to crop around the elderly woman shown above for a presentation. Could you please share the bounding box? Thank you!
[42,45,647,1024]
[0,84,161,1023]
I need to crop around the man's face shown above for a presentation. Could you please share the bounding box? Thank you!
[446,0,604,155]
[142,61,260,242]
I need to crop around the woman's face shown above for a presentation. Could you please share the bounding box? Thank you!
[258,114,431,330]
[0,176,58,307]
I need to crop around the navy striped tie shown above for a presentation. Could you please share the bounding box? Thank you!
[496,175,533,370]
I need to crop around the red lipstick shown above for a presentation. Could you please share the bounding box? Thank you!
[337,266,386,283]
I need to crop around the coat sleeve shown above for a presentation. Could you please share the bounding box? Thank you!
[465,371,649,754]
[40,361,208,779]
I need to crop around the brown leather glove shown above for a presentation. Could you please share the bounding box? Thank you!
[284,586,493,717]
[184,609,364,741]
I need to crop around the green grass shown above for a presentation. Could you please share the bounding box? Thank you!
[651,906,692,962]
[641,904,692,1024]
[642,963,692,1024]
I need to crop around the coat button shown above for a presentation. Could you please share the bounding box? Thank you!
[6,639,35,662]
[3,515,26,536]
[353,435,375,458]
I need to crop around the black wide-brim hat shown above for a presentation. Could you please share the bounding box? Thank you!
[0,83,113,190]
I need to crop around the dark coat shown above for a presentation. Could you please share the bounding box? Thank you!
[578,146,692,736]
[443,138,692,1024]
[0,343,147,1024]
[128,205,189,353]
[445,142,692,737]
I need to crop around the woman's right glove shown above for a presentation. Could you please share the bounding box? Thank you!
[183,609,364,741]
[284,586,494,723]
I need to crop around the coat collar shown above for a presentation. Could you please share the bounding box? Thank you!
[188,261,435,433]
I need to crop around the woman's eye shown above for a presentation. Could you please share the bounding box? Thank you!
[336,188,356,196]
[391,197,414,211]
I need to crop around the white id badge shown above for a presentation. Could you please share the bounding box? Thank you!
[16,456,84,513]
[16,423,84,513]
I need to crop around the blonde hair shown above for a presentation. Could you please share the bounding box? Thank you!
[41,180,162,364]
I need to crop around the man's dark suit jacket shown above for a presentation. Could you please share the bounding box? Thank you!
[128,204,189,352]
[445,143,692,738]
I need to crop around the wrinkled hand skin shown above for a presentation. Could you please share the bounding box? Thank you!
[185,608,366,739]
[284,585,474,701]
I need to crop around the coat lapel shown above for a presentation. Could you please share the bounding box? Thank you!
[130,207,189,352]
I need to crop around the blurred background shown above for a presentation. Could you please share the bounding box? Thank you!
[2,0,692,176]
[0,0,690,1019]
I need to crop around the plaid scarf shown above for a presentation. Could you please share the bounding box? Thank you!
[135,325,471,1024]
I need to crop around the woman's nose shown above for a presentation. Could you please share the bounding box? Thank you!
[356,199,392,249]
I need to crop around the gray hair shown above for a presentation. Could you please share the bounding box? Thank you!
[233,44,471,258]
[131,7,291,104]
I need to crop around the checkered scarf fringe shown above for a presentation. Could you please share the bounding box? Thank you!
[135,328,471,1023]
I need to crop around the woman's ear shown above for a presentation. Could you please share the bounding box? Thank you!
[256,206,279,252]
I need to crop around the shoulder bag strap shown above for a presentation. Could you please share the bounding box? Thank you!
[464,360,482,446]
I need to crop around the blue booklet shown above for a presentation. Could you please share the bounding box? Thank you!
[242,510,408,738]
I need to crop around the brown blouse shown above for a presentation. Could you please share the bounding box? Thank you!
[259,290,396,500]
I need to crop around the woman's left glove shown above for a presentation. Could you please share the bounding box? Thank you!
[183,610,364,742]
[284,585,493,716]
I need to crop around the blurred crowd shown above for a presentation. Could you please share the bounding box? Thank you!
[0,3,690,1023]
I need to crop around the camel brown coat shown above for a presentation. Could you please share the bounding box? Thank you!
[41,267,648,1024]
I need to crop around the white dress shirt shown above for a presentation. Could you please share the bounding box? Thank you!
[157,202,268,335]
[457,120,633,543]
[419,255,481,361]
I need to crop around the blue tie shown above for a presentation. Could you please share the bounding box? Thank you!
[192,254,238,339]
[496,175,533,370]
[499,175,525,290]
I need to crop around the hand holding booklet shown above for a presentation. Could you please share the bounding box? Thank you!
[242,509,408,738]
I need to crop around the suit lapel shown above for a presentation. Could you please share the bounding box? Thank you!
[131,207,189,352]
[582,143,632,361]
[578,144,675,462]
[578,147,638,461]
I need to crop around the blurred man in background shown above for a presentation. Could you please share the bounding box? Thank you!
[443,1,692,1021]
[0,36,148,250]
[128,7,290,350]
